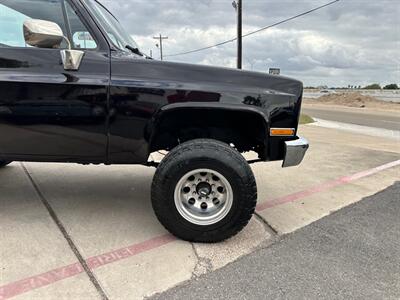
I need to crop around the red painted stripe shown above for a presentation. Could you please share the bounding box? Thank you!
[1,159,399,300]
[85,234,176,270]
[256,159,400,211]
[0,234,175,300]
[0,263,84,300]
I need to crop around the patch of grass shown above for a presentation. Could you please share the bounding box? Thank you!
[299,114,315,125]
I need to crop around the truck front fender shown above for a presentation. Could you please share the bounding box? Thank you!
[147,102,270,158]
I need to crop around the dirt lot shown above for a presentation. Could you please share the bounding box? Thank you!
[304,92,400,111]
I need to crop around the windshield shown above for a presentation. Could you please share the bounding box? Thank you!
[84,0,139,52]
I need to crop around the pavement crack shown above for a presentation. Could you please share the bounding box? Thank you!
[190,243,212,279]
[254,211,279,236]
[21,163,109,300]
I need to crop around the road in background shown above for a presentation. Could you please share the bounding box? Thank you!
[302,105,400,131]
[154,183,400,300]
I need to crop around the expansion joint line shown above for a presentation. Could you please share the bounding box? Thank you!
[21,163,109,300]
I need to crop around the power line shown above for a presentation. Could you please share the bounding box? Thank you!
[165,0,339,58]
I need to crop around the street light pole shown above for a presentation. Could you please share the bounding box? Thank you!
[153,34,168,60]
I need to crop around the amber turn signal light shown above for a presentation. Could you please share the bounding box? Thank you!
[270,128,295,136]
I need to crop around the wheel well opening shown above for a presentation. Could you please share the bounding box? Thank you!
[149,108,268,158]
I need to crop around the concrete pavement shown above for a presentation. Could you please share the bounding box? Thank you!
[1,123,399,299]
[254,124,400,234]
[0,163,100,300]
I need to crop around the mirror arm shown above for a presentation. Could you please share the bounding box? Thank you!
[62,36,72,50]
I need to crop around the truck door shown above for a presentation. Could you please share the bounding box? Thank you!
[0,0,110,162]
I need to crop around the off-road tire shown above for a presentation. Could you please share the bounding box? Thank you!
[0,161,11,168]
[151,139,257,242]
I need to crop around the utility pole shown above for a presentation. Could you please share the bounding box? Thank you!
[237,0,242,69]
[153,34,168,60]
[233,0,242,69]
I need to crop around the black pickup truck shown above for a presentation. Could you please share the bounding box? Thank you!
[0,0,308,242]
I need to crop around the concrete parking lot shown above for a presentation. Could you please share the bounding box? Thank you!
[1,124,399,300]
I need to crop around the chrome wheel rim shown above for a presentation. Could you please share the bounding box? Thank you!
[174,169,233,226]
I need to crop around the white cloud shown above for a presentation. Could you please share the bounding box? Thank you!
[101,0,399,87]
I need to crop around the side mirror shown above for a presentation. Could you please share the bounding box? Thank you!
[23,19,85,71]
[23,19,64,48]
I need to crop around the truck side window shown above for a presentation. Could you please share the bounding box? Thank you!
[0,0,97,49]
[64,1,97,49]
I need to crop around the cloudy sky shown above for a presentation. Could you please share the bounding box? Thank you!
[100,0,399,87]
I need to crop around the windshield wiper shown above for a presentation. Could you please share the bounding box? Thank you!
[125,45,152,59]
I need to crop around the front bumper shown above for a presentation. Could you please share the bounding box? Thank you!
[282,136,309,168]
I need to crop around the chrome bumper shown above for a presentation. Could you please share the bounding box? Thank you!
[282,136,309,168]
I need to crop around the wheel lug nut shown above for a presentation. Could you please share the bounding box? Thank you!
[188,198,196,205]
[200,202,208,210]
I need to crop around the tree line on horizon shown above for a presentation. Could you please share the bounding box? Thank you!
[362,83,399,90]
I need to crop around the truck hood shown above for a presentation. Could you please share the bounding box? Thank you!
[110,53,303,101]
